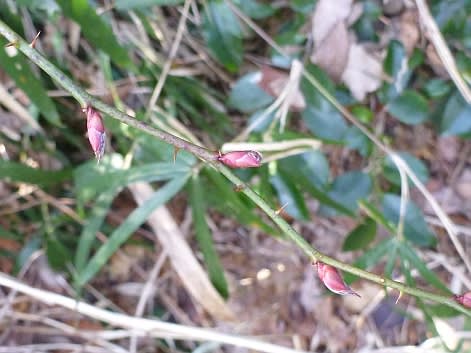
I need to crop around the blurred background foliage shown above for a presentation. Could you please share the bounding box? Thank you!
[1,0,471,350]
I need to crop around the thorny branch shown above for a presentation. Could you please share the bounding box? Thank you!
[0,19,470,316]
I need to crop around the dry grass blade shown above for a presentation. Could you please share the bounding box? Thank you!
[0,84,43,134]
[0,272,304,353]
[128,182,234,321]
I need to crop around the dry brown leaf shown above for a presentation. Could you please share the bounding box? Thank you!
[129,182,234,321]
[311,22,350,82]
[426,43,449,78]
[341,43,383,101]
[312,0,353,46]
[399,10,420,54]
[456,169,471,200]
[258,65,306,111]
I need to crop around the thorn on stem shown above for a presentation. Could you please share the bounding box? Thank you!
[29,31,41,48]
[234,184,245,192]
[5,41,18,48]
[173,147,180,163]
[395,290,403,304]
[275,202,289,215]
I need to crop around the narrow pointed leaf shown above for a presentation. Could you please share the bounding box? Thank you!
[77,175,189,286]
[190,176,228,298]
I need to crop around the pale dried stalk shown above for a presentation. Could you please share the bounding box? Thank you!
[0,272,305,353]
[415,0,471,103]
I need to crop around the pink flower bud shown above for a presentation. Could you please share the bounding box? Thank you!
[217,150,262,168]
[454,292,471,308]
[316,262,360,297]
[84,106,106,161]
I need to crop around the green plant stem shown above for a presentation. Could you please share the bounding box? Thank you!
[0,20,469,316]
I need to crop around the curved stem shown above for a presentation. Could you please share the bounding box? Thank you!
[0,19,469,316]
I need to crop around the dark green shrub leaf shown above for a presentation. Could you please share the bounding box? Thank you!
[270,171,309,220]
[382,194,437,246]
[383,152,429,186]
[302,105,348,142]
[202,1,243,73]
[343,218,377,251]
[380,40,409,101]
[387,90,429,125]
[344,238,396,283]
[279,152,354,216]
[228,72,274,113]
[424,79,451,98]
[399,244,449,293]
[322,171,372,215]
[439,91,471,136]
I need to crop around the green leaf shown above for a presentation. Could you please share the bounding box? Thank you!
[278,152,355,216]
[439,91,471,136]
[77,175,189,286]
[301,66,348,142]
[342,218,377,251]
[74,187,118,272]
[0,38,61,126]
[280,151,329,189]
[16,237,42,273]
[202,0,243,73]
[398,244,450,293]
[387,90,429,125]
[380,40,409,101]
[115,0,184,10]
[344,237,395,283]
[322,171,372,215]
[424,78,451,98]
[382,194,437,246]
[74,154,191,202]
[204,169,275,234]
[16,0,60,16]
[0,160,71,187]
[46,237,71,270]
[351,105,374,124]
[383,152,429,186]
[302,105,348,142]
[233,0,275,19]
[228,72,274,113]
[359,200,396,233]
[427,303,460,318]
[270,171,309,220]
[190,176,228,298]
[55,0,132,68]
[344,126,372,156]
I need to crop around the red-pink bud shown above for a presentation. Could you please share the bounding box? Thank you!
[454,292,471,308]
[84,106,106,161]
[316,262,360,297]
[217,150,262,168]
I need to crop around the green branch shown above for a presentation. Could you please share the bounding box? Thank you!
[0,19,469,316]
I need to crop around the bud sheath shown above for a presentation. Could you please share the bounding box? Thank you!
[218,150,262,168]
[84,106,106,161]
